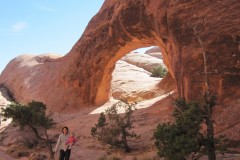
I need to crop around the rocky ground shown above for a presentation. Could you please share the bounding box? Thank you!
[0,92,175,160]
[1,92,240,160]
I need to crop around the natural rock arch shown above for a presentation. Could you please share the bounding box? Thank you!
[0,0,240,112]
[59,0,174,107]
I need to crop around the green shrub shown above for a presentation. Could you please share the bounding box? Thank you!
[154,98,229,160]
[151,66,167,78]
[91,101,140,152]
[1,101,54,138]
[154,100,203,160]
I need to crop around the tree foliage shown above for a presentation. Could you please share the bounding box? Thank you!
[154,98,228,160]
[91,101,140,152]
[2,101,54,131]
[154,99,203,160]
[1,101,55,159]
[151,65,167,78]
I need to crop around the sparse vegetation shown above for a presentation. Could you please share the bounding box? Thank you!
[1,101,55,159]
[150,65,167,78]
[91,101,140,152]
[154,97,230,160]
[154,99,204,160]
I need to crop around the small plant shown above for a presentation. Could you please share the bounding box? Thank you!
[150,65,167,78]
[91,101,140,152]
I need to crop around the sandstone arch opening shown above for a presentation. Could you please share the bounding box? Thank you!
[91,42,175,105]
[90,46,176,114]
[110,46,167,104]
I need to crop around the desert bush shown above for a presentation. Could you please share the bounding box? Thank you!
[91,101,140,152]
[150,66,167,78]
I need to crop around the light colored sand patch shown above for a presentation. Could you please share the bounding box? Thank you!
[0,87,12,133]
[90,92,173,114]
[0,118,12,133]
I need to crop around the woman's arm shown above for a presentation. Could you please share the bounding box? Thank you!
[54,134,61,152]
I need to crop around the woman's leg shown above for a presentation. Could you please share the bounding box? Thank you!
[65,149,71,160]
[59,149,65,160]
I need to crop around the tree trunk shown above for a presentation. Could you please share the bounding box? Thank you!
[121,130,131,153]
[44,128,55,160]
[30,125,43,140]
[194,23,216,160]
[206,101,216,160]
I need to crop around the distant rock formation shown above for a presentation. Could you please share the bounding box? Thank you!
[0,0,239,113]
[111,60,163,102]
[144,46,163,59]
[145,47,161,54]
[121,52,165,72]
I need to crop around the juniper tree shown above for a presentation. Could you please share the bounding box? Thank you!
[1,101,55,159]
[154,99,204,160]
[91,101,140,152]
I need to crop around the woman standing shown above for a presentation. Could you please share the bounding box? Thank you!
[54,127,72,160]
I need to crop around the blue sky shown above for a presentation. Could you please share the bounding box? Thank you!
[0,0,104,73]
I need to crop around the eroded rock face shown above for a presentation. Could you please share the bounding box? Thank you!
[0,54,75,112]
[0,0,240,112]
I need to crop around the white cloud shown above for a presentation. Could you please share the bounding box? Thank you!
[11,22,27,32]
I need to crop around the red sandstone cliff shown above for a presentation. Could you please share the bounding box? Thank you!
[0,0,240,112]
[0,1,240,159]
